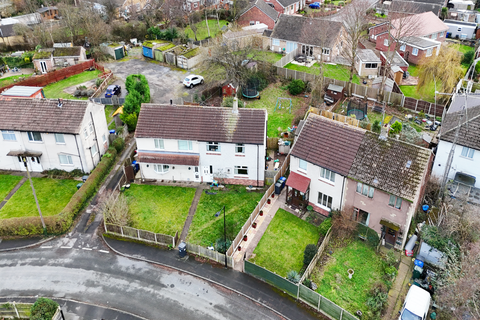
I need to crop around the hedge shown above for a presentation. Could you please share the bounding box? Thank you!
[0,147,118,236]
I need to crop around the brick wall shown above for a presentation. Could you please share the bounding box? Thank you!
[308,202,330,217]
[221,177,265,187]
[401,44,437,65]
[369,24,389,42]
[375,33,396,51]
[238,6,276,29]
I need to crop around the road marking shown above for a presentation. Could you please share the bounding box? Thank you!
[98,250,110,253]
[40,246,52,249]
[82,247,93,251]
[60,246,72,249]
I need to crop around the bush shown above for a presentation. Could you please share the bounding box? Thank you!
[215,238,232,254]
[120,112,138,132]
[287,270,301,283]
[95,78,103,87]
[31,297,59,320]
[389,120,402,135]
[462,50,474,66]
[112,137,125,153]
[372,120,381,133]
[366,283,388,314]
[288,79,306,95]
[303,244,317,266]
[475,61,480,76]
[222,97,245,108]
[318,218,332,236]
[357,224,380,247]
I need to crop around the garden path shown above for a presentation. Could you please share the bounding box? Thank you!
[232,188,287,272]
[179,186,207,242]
[383,254,414,319]
[0,177,26,210]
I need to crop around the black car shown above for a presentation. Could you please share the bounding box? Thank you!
[105,85,121,98]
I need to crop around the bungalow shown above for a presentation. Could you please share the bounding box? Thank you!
[444,19,477,39]
[269,15,345,62]
[0,98,109,173]
[264,0,306,15]
[134,102,267,186]
[355,49,381,78]
[238,0,279,30]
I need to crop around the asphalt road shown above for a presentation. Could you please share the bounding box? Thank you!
[0,246,282,320]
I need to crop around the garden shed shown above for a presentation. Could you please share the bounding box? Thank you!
[142,40,170,59]
[100,43,125,60]
[324,84,344,104]
[153,42,176,62]
[176,47,203,70]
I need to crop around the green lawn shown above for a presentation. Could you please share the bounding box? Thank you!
[284,62,361,84]
[187,185,263,247]
[0,178,78,219]
[105,105,116,130]
[250,209,320,277]
[0,73,34,88]
[249,50,283,64]
[184,19,228,41]
[0,175,23,201]
[451,43,474,54]
[43,70,102,99]
[125,184,196,236]
[310,240,387,316]
[246,83,305,137]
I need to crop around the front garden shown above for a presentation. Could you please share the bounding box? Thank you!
[249,209,324,277]
[0,175,23,201]
[187,185,263,247]
[124,184,196,236]
[0,177,78,219]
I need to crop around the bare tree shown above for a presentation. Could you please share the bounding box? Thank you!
[340,0,370,95]
[160,0,184,27]
[102,194,130,226]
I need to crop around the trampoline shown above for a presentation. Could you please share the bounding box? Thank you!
[242,87,259,99]
[347,99,367,120]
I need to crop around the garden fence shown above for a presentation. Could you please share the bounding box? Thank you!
[275,66,443,116]
[185,242,234,268]
[274,47,300,67]
[90,71,113,98]
[104,223,177,247]
[299,227,333,284]
[92,97,126,105]
[226,154,290,257]
[244,259,358,320]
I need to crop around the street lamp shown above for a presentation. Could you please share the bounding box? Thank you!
[215,205,227,268]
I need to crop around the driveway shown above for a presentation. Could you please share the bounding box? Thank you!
[103,59,205,104]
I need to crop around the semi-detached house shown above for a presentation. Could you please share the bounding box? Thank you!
[287,114,432,249]
[0,98,109,173]
[134,103,267,186]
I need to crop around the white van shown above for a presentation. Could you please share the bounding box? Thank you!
[399,285,431,320]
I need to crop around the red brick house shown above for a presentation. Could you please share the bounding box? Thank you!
[369,11,448,64]
[238,0,279,29]
[264,0,306,15]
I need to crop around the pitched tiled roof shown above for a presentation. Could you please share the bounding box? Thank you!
[135,104,267,145]
[241,0,279,21]
[291,114,365,176]
[349,132,431,201]
[276,0,299,7]
[137,152,200,166]
[271,15,344,48]
[0,97,89,134]
[440,102,480,150]
[391,11,448,38]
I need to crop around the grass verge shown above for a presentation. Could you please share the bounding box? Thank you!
[187,185,263,247]
[0,178,78,219]
[250,209,320,277]
[43,70,102,99]
[125,184,196,236]
[0,175,23,201]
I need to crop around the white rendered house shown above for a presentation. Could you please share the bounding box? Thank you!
[135,103,267,186]
[0,98,110,173]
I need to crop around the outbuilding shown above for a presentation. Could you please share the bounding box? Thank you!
[1,86,45,98]
[355,49,381,78]
[324,83,344,104]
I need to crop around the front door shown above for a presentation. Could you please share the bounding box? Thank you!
[384,227,397,245]
[203,165,213,183]
[194,166,200,181]
[40,61,47,74]
[27,156,43,172]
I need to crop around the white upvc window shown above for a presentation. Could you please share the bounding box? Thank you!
[207,141,220,152]
[88,121,94,134]
[55,133,65,144]
[272,38,280,46]
[426,48,433,57]
[154,164,170,173]
[431,33,437,40]
[389,195,402,209]
[1,130,16,141]
[412,48,419,56]
[353,208,370,226]
[27,131,42,142]
[400,44,406,52]
[178,140,193,151]
[356,182,374,198]
[102,134,107,143]
[322,48,330,55]
[384,39,389,46]
[91,144,98,157]
[299,159,307,171]
[317,192,333,209]
[83,128,88,139]
[235,143,245,153]
[461,146,475,158]
[234,165,248,175]
[154,139,165,149]
[58,154,73,165]
[320,167,335,182]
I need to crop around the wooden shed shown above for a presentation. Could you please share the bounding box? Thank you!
[222,83,237,97]
[324,84,344,104]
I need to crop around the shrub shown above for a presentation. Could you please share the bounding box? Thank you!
[120,112,138,132]
[95,78,103,87]
[475,61,480,75]
[287,270,301,283]
[112,137,125,153]
[31,297,59,320]
[215,238,232,254]
[357,223,380,247]
[303,244,317,266]
[462,50,474,66]
[366,283,388,314]
[318,218,332,236]
[389,120,402,135]
[222,97,245,108]
[288,79,306,95]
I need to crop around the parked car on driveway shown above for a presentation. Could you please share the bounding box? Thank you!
[105,85,121,98]
[183,75,204,88]
[309,2,321,8]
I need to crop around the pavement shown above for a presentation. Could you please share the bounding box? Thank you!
[383,254,414,319]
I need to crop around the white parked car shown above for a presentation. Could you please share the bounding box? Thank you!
[183,75,204,88]
[399,285,431,320]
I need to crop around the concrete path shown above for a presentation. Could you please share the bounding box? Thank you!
[383,254,414,319]
[0,177,26,210]
[180,186,205,242]
[232,188,286,271]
